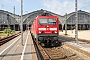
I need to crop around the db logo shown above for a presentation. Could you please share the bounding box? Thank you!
[47,28,49,30]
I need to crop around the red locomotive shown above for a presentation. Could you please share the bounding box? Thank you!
[31,13,59,46]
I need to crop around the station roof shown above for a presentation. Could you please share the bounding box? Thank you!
[23,9,63,25]
[0,9,90,25]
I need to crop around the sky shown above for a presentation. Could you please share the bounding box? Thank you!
[0,0,90,15]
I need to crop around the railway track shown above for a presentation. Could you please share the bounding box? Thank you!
[58,35,90,60]
[0,32,21,46]
[32,36,83,60]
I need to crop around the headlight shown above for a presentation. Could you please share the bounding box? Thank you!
[38,28,46,30]
[54,31,57,33]
[50,28,57,30]
[39,31,41,33]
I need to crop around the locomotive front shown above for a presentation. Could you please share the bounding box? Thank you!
[36,16,59,46]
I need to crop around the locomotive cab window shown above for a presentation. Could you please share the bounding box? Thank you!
[48,18,56,24]
[39,18,56,24]
[39,18,48,24]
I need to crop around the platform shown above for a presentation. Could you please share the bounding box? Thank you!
[59,30,90,59]
[0,31,38,60]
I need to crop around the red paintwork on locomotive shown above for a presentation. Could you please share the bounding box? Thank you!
[31,16,59,37]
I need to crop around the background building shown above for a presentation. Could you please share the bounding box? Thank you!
[0,9,90,31]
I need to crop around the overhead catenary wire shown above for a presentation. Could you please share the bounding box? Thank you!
[44,0,52,8]
[81,4,90,9]
[0,3,4,10]
[79,0,90,10]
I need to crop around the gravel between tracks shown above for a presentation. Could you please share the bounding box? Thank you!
[35,42,84,60]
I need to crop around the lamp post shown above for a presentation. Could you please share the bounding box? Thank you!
[0,18,1,31]
[75,0,78,44]
[7,14,10,36]
[17,18,20,31]
[14,6,15,31]
[65,13,67,35]
[71,16,73,33]
[1,4,4,30]
[3,22,5,29]
[21,0,23,46]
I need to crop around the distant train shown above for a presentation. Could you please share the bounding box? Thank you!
[30,13,60,46]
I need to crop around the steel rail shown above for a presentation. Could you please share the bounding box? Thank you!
[0,36,21,55]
